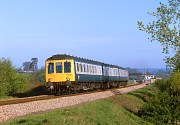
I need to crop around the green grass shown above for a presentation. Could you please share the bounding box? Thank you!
[2,85,155,125]
[127,84,158,102]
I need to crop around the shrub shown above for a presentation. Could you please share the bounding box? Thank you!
[139,92,172,125]
[154,79,169,92]
[10,73,31,94]
[139,72,180,124]
[0,58,31,96]
[35,68,45,83]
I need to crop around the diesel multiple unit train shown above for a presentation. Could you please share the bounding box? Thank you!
[46,54,129,94]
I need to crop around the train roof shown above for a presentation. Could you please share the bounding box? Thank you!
[46,54,127,70]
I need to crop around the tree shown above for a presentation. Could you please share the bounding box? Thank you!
[137,1,180,124]
[21,58,38,72]
[22,62,31,71]
[138,0,180,70]
[166,50,180,71]
[30,58,38,72]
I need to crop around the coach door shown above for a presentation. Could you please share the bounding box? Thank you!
[46,62,56,82]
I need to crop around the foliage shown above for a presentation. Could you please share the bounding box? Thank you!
[28,67,45,84]
[34,67,45,83]
[155,79,169,91]
[137,0,180,69]
[139,92,172,125]
[169,71,180,92]
[166,50,180,70]
[137,2,180,122]
[21,58,38,72]
[139,73,180,124]
[0,58,31,97]
[30,58,38,71]
[168,71,180,123]
[11,73,31,94]
[22,62,32,71]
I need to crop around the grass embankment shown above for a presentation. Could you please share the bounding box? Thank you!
[2,85,157,125]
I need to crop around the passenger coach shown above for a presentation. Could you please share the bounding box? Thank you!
[46,54,129,94]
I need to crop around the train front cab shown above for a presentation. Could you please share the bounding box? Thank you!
[45,59,75,93]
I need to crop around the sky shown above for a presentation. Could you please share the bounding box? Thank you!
[0,0,169,69]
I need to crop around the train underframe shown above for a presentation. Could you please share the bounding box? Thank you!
[46,81,128,95]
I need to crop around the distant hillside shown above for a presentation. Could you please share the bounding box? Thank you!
[137,68,168,75]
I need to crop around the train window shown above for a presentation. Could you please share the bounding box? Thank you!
[83,64,85,72]
[95,66,97,74]
[100,67,102,74]
[56,62,62,73]
[92,65,94,73]
[98,67,100,74]
[75,63,78,72]
[86,65,89,73]
[115,69,118,76]
[92,66,95,73]
[77,63,80,72]
[80,63,83,72]
[81,64,83,72]
[84,64,87,73]
[80,64,83,72]
[90,65,93,73]
[97,66,99,74]
[88,65,90,73]
[64,62,71,73]
[48,63,54,74]
[88,65,91,73]
[119,69,122,76]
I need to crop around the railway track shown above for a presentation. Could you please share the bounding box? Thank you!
[0,83,147,122]
[0,83,142,106]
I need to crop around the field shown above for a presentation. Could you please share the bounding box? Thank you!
[2,85,156,125]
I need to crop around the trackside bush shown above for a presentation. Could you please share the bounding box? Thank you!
[0,58,31,97]
[139,92,172,125]
[154,79,169,92]
[139,72,180,125]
